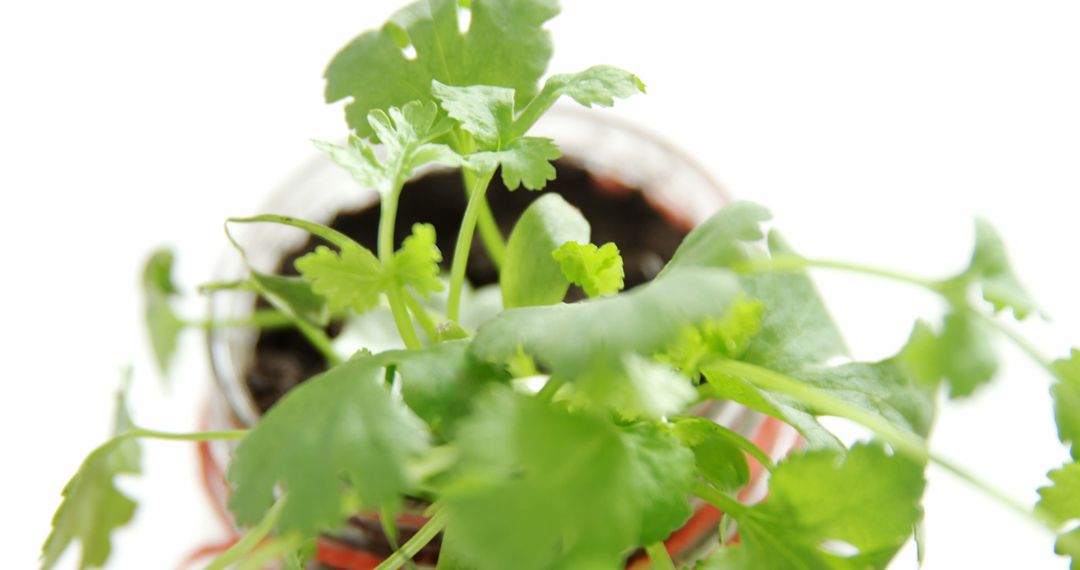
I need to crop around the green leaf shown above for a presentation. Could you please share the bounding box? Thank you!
[900,310,998,399]
[474,137,561,190]
[249,273,331,327]
[471,268,742,417]
[315,101,463,195]
[473,267,742,374]
[563,353,697,420]
[42,383,142,570]
[660,298,765,381]
[672,417,750,493]
[1037,462,1080,569]
[386,341,508,437]
[501,193,590,308]
[706,443,925,570]
[510,65,645,138]
[295,243,387,315]
[660,201,771,273]
[542,65,646,108]
[142,249,185,375]
[739,231,850,375]
[703,356,936,452]
[552,241,625,298]
[662,203,850,374]
[391,223,444,297]
[325,0,558,136]
[1052,350,1080,458]
[964,219,1039,319]
[440,389,694,569]
[228,356,429,536]
[622,422,697,545]
[431,82,515,149]
[431,81,562,189]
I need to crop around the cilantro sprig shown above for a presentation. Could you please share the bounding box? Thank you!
[43,0,1080,569]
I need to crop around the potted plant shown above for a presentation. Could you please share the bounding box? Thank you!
[42,1,1080,569]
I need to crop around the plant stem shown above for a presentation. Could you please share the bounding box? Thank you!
[974,311,1056,370]
[127,428,248,442]
[228,215,355,250]
[736,254,1066,383]
[535,376,566,403]
[706,359,1045,528]
[223,220,343,366]
[692,480,748,517]
[374,508,449,570]
[735,255,942,292]
[645,542,677,570]
[447,167,496,322]
[403,291,440,342]
[205,497,286,570]
[710,359,928,462]
[379,192,423,350]
[188,309,294,331]
[463,166,506,269]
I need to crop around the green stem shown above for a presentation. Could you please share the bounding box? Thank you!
[233,536,300,570]
[403,291,440,342]
[447,167,496,322]
[930,452,1033,521]
[735,255,942,292]
[198,279,255,294]
[205,497,286,570]
[223,222,342,366]
[373,508,449,570]
[687,418,776,472]
[228,215,355,250]
[462,167,506,269]
[188,309,294,331]
[974,311,1056,370]
[127,428,248,442]
[644,542,677,570]
[535,376,566,403]
[707,359,1043,527]
[379,193,423,350]
[692,480,749,517]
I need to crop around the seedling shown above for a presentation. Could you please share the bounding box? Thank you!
[43,1,1080,569]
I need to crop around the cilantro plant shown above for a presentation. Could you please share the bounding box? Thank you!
[42,0,1080,569]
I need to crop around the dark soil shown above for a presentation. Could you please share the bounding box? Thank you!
[246,160,692,414]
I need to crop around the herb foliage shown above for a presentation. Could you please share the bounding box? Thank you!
[42,0,1079,569]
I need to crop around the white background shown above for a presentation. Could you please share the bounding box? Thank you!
[3,1,1079,568]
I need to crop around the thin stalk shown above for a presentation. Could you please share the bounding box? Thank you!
[374,508,449,570]
[446,167,496,322]
[403,291,440,342]
[379,192,423,350]
[645,542,677,570]
[198,279,255,294]
[974,311,1056,371]
[463,167,506,269]
[535,376,566,403]
[224,222,342,366]
[734,255,942,292]
[233,536,299,570]
[450,128,505,269]
[696,420,776,472]
[692,481,748,517]
[228,215,355,250]
[188,309,294,331]
[127,428,248,442]
[736,254,1065,384]
[706,359,1043,528]
[710,359,928,462]
[205,497,286,570]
